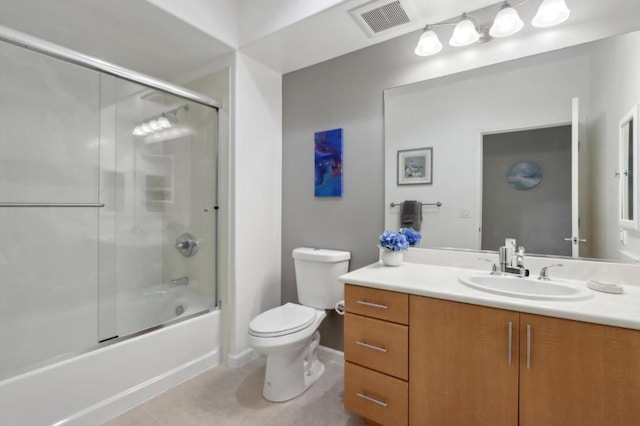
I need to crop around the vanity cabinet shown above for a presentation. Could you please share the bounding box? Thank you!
[410,296,519,426]
[410,296,640,426]
[343,285,409,426]
[519,313,640,426]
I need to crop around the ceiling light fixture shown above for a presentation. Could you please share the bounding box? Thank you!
[532,0,570,28]
[414,0,571,57]
[449,13,481,47]
[490,2,524,38]
[414,25,443,56]
[132,104,188,137]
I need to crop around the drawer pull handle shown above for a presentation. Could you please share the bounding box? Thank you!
[356,300,388,309]
[356,341,388,353]
[356,392,388,408]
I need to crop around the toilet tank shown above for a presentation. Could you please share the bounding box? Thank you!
[292,247,351,309]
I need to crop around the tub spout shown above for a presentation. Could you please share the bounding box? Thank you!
[170,276,189,287]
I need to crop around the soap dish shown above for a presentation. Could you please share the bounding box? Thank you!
[587,280,624,294]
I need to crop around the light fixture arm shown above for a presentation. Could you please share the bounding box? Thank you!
[462,12,481,25]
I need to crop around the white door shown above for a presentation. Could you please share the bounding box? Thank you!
[569,97,588,257]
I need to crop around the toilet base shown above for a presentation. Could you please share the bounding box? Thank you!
[262,331,325,402]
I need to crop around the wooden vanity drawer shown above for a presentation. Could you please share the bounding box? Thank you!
[345,284,408,324]
[345,362,408,426]
[344,313,408,380]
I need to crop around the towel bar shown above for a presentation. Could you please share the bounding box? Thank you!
[0,202,105,208]
[390,201,441,208]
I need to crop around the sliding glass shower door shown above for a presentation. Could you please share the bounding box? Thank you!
[0,36,218,380]
[99,78,218,340]
[0,39,102,376]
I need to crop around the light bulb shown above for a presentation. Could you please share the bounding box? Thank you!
[140,124,151,135]
[132,126,144,136]
[490,3,524,38]
[414,26,443,56]
[450,15,480,47]
[149,120,161,131]
[532,0,570,28]
[158,116,172,128]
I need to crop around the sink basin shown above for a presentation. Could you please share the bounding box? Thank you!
[459,274,592,301]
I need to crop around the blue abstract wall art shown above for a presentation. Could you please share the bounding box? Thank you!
[507,160,542,190]
[314,128,343,197]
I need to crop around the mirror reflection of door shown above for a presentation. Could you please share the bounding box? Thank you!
[481,125,572,256]
[621,118,634,220]
[620,114,635,223]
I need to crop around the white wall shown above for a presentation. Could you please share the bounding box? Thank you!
[384,47,590,250]
[183,68,231,360]
[587,32,640,262]
[228,52,282,361]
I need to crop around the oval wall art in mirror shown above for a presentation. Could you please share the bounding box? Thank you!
[507,161,542,190]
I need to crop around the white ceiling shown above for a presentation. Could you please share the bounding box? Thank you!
[0,0,639,81]
[242,0,640,74]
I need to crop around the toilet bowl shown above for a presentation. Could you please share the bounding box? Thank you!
[247,247,350,402]
[248,302,327,402]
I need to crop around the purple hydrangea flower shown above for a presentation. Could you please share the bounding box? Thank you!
[379,230,409,251]
[400,228,422,246]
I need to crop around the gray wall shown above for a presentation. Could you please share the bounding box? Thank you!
[281,29,635,350]
[282,34,427,350]
[482,126,572,256]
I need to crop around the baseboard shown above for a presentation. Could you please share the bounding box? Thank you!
[227,347,260,368]
[318,345,344,365]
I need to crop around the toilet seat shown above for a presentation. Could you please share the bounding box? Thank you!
[249,303,317,338]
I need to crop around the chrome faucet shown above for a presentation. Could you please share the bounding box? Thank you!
[498,244,529,277]
[538,264,564,281]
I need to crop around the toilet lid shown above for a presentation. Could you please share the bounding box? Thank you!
[249,303,317,338]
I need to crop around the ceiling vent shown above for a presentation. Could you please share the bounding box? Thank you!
[350,0,419,38]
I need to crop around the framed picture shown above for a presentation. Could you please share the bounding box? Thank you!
[398,147,433,185]
[314,128,344,197]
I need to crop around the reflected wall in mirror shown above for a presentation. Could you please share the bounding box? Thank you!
[384,30,640,263]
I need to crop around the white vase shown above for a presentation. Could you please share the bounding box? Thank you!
[381,250,403,267]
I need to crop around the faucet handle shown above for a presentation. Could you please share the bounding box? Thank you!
[478,258,500,275]
[538,264,564,281]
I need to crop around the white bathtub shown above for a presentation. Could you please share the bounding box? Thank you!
[0,308,221,425]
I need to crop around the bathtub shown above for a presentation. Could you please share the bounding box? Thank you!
[0,293,221,425]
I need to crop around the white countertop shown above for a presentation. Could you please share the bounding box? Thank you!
[339,261,640,330]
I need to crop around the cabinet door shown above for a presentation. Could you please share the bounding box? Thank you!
[409,296,519,426]
[520,314,640,426]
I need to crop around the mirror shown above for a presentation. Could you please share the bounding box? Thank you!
[384,30,640,263]
[619,105,638,230]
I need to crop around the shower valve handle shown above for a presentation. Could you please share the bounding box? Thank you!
[175,233,199,258]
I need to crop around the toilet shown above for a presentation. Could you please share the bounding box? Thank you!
[248,247,351,402]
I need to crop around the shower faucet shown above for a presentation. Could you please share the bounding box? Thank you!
[175,232,199,257]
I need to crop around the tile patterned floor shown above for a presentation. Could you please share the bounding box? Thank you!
[106,358,366,425]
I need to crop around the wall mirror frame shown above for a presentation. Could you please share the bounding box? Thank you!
[619,104,639,230]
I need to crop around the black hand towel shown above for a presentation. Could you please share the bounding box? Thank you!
[401,200,422,231]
